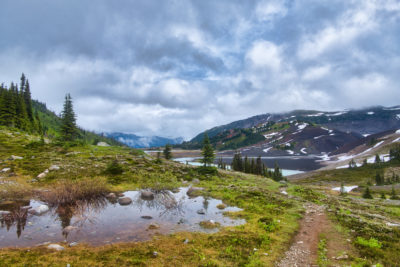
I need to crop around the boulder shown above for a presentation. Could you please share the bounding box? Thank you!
[187,186,203,197]
[118,197,132,205]
[97,142,110,147]
[29,205,49,215]
[37,172,47,179]
[49,165,60,171]
[47,244,65,251]
[141,191,155,200]
[148,223,160,230]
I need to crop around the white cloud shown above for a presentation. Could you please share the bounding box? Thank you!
[246,40,282,71]
[302,65,331,81]
[255,0,288,21]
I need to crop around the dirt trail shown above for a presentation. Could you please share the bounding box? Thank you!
[276,203,327,267]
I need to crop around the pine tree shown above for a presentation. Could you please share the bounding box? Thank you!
[256,156,262,175]
[362,187,373,199]
[375,172,384,186]
[15,84,29,130]
[24,79,34,123]
[163,144,172,159]
[375,154,381,164]
[60,94,78,141]
[250,158,255,174]
[244,156,250,173]
[272,162,282,181]
[201,133,215,167]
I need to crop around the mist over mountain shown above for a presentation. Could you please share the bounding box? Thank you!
[105,132,183,148]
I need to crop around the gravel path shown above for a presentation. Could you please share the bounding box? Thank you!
[276,203,326,267]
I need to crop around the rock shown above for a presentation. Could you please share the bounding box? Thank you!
[336,254,348,260]
[10,155,23,160]
[148,223,160,230]
[281,190,288,195]
[62,226,78,235]
[49,165,60,171]
[21,206,32,210]
[29,204,49,215]
[37,172,47,179]
[117,193,125,197]
[1,168,11,173]
[183,239,189,244]
[118,197,132,205]
[182,180,188,184]
[192,178,200,184]
[141,215,153,220]
[197,209,205,215]
[386,222,400,227]
[97,142,110,147]
[279,180,287,184]
[106,193,116,199]
[187,186,203,197]
[216,203,226,210]
[69,242,78,247]
[152,251,158,257]
[141,191,155,200]
[47,244,65,251]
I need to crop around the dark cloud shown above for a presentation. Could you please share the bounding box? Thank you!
[0,0,399,139]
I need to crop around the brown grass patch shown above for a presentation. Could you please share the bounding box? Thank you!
[40,178,109,206]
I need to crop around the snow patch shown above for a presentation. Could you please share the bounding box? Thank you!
[363,134,371,137]
[314,135,325,140]
[300,148,307,154]
[373,141,384,148]
[287,150,294,155]
[297,123,308,130]
[397,114,400,120]
[332,186,358,193]
[392,137,400,143]
[263,147,272,153]
[264,132,279,139]
[329,111,347,116]
[307,113,324,117]
[396,129,400,134]
[367,112,374,115]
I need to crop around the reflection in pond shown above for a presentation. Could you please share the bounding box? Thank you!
[0,187,244,248]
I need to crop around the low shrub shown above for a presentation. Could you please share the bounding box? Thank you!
[40,178,108,206]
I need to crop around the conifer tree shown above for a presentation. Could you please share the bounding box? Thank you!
[60,94,78,141]
[390,186,399,200]
[256,156,262,175]
[244,156,250,173]
[201,133,215,166]
[24,79,34,123]
[163,144,172,159]
[362,187,373,199]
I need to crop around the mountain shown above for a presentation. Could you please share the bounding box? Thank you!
[105,132,184,148]
[180,106,400,155]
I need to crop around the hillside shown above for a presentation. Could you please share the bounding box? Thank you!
[181,106,400,156]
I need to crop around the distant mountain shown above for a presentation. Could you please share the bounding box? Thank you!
[179,105,400,154]
[105,132,184,148]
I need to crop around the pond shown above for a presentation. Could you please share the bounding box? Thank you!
[0,187,244,248]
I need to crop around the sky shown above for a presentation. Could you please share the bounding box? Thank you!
[1,0,400,140]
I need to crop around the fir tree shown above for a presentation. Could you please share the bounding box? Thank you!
[256,156,262,175]
[24,79,34,123]
[244,156,250,173]
[375,154,381,164]
[375,172,384,186]
[201,133,215,166]
[163,144,172,159]
[60,94,78,141]
[362,187,373,199]
[390,186,399,200]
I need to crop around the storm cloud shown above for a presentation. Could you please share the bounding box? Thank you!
[1,0,399,139]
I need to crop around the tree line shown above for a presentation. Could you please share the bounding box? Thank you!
[0,74,43,134]
[230,151,283,181]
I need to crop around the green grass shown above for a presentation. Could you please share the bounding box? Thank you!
[317,234,329,267]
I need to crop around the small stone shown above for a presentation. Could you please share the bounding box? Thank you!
[197,209,205,215]
[37,172,47,179]
[152,251,158,257]
[11,155,23,160]
[49,165,60,171]
[106,193,116,199]
[171,188,180,193]
[1,168,11,173]
[141,191,155,200]
[141,215,153,220]
[118,197,132,205]
[192,178,200,184]
[29,204,49,215]
[97,142,110,147]
[148,223,160,230]
[336,254,348,260]
[47,244,65,251]
[69,242,78,247]
[187,186,203,197]
[183,239,189,244]
[263,253,268,256]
